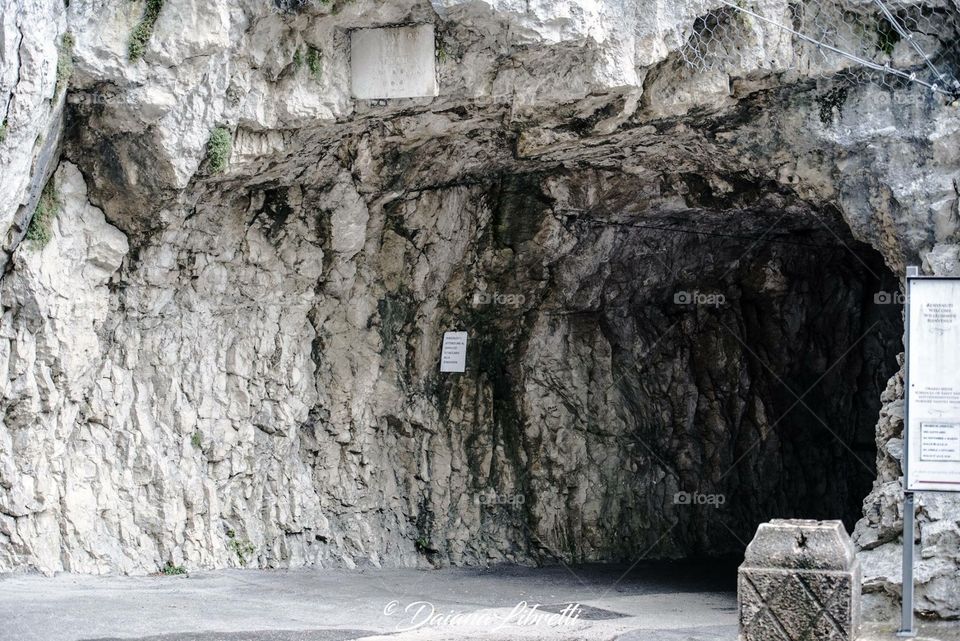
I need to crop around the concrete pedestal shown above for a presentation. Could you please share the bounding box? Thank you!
[739,519,862,641]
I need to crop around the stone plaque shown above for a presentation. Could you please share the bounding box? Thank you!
[738,520,861,641]
[907,277,960,491]
[440,331,467,373]
[350,24,438,99]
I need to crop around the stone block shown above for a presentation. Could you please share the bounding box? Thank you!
[739,519,861,641]
[350,24,438,99]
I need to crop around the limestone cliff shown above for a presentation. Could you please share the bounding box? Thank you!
[0,0,958,622]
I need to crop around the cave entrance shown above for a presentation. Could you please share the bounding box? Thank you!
[569,198,903,558]
[494,173,905,564]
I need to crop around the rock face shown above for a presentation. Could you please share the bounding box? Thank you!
[0,0,959,622]
[0,0,67,266]
[0,162,129,572]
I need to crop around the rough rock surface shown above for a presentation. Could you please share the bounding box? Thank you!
[0,0,67,264]
[853,248,960,621]
[0,0,958,623]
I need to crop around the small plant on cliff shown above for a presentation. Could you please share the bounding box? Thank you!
[56,32,75,94]
[292,48,303,69]
[275,0,307,11]
[414,536,437,554]
[190,432,202,448]
[817,86,848,125]
[226,529,255,566]
[733,0,754,27]
[0,119,8,143]
[26,180,59,248]
[876,19,900,57]
[305,46,322,81]
[161,561,187,576]
[129,0,164,62]
[435,32,452,64]
[206,126,232,173]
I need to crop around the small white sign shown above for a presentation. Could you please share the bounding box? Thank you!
[440,331,467,373]
[907,277,960,491]
[920,422,960,462]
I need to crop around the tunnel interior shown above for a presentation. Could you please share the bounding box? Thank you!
[434,168,904,563]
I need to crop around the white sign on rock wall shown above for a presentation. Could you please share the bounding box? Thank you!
[350,24,438,99]
[440,331,467,373]
[906,276,960,492]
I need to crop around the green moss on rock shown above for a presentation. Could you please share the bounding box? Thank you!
[26,180,60,248]
[206,126,232,173]
[56,32,75,94]
[128,0,164,62]
[306,47,322,81]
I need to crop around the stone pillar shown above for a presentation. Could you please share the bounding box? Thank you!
[738,519,861,641]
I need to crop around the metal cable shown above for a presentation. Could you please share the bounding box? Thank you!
[870,0,953,88]
[713,0,960,96]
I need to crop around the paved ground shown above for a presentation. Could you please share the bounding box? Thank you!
[861,622,960,641]
[0,561,740,641]
[0,562,956,641]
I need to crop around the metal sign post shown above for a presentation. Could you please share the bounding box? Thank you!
[898,266,960,637]
[898,265,918,638]
[897,489,916,637]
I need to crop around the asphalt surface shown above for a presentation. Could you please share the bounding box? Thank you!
[0,561,955,641]
[0,561,739,641]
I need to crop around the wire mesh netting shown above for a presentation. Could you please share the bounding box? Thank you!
[678,0,960,96]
